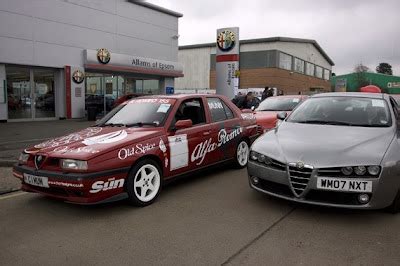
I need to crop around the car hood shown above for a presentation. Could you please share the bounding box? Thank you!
[25,126,163,160]
[252,122,395,167]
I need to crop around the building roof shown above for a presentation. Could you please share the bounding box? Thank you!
[129,1,183,18]
[179,36,334,66]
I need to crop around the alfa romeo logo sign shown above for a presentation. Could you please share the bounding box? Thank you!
[97,48,111,64]
[72,70,84,84]
[217,30,236,52]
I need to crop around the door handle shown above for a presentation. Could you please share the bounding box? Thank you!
[203,131,211,136]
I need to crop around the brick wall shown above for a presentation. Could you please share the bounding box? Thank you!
[210,68,332,94]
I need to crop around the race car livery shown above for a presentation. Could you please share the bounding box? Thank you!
[13,94,259,206]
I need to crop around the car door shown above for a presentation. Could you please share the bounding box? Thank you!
[206,97,242,164]
[166,97,213,176]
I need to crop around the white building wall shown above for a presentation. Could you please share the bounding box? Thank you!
[0,0,179,69]
[175,47,213,89]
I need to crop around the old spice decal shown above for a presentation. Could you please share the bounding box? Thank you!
[34,127,102,149]
[191,127,242,165]
[118,143,156,160]
[82,130,128,146]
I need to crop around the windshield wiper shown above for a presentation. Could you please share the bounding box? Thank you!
[125,122,159,128]
[96,123,126,127]
[294,120,355,126]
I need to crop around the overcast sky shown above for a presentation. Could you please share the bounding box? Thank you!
[149,0,400,75]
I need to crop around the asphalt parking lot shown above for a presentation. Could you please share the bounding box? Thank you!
[1,166,399,265]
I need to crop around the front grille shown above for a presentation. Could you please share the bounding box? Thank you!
[288,165,313,196]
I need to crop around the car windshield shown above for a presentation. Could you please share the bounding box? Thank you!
[96,98,175,127]
[256,97,302,111]
[287,96,392,127]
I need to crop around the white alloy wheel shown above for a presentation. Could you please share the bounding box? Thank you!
[236,141,249,167]
[133,164,161,203]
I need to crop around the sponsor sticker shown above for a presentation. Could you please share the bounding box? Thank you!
[90,178,125,193]
[83,130,128,146]
[53,146,100,154]
[241,113,255,120]
[372,99,385,108]
[191,127,242,165]
[293,98,300,103]
[157,104,171,113]
[48,181,84,188]
[208,101,224,110]
[118,143,156,160]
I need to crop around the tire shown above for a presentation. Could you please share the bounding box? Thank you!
[387,190,400,214]
[126,159,162,207]
[234,140,250,168]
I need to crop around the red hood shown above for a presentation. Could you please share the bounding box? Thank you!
[254,111,292,130]
[25,126,163,160]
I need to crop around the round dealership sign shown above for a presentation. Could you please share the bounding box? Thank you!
[217,30,236,52]
[72,70,85,84]
[97,48,111,64]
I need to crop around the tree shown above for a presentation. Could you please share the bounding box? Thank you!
[353,63,370,89]
[376,62,393,75]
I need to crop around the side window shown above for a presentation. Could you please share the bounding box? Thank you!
[222,101,234,119]
[207,98,228,122]
[173,98,206,126]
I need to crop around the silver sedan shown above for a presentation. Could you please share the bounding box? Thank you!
[248,92,400,213]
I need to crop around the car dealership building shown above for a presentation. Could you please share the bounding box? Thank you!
[0,0,182,121]
[176,37,334,95]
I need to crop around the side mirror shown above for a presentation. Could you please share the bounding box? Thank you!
[175,119,193,130]
[277,112,287,120]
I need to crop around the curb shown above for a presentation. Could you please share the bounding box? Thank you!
[0,160,17,167]
[0,188,20,196]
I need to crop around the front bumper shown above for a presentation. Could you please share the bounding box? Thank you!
[13,164,130,204]
[247,160,399,210]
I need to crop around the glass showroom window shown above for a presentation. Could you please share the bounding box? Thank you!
[324,69,330,80]
[306,62,315,76]
[294,58,305,73]
[315,66,323,79]
[279,53,292,70]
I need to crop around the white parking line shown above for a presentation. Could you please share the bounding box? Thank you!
[0,191,27,200]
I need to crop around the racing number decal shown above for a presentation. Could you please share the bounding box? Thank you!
[168,134,189,170]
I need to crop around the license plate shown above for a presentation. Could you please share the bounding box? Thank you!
[317,177,372,192]
[24,173,49,188]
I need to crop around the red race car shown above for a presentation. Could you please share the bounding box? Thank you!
[13,94,259,206]
[254,95,308,132]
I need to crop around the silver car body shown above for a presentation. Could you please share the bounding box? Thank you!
[248,92,400,209]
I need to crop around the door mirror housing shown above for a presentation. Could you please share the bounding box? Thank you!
[175,119,193,130]
[277,112,288,120]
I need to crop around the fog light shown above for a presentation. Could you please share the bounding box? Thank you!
[258,154,266,163]
[250,151,258,161]
[358,194,370,204]
[252,176,259,185]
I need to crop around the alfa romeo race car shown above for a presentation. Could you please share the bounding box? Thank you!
[248,92,400,213]
[13,94,258,206]
[254,95,308,132]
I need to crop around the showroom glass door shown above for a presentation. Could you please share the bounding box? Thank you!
[6,66,56,120]
[33,68,55,118]
[6,66,32,119]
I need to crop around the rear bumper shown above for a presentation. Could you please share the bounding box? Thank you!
[13,164,130,204]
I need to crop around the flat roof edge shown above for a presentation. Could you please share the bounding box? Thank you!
[128,1,183,18]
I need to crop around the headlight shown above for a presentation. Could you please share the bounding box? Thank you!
[250,151,258,161]
[367,165,380,176]
[341,166,353,176]
[250,151,273,165]
[354,166,367,175]
[61,159,88,170]
[19,153,30,163]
